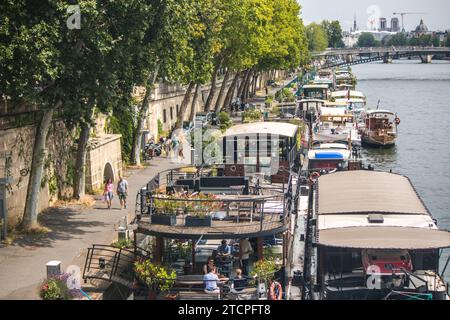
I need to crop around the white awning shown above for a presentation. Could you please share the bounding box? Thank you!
[221,122,298,138]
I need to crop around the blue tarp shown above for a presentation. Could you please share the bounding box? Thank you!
[314,153,344,159]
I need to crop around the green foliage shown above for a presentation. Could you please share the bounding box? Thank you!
[306,23,328,52]
[157,119,164,136]
[250,259,280,282]
[39,274,78,300]
[105,100,136,163]
[386,33,408,46]
[218,112,232,131]
[357,32,377,48]
[112,238,134,249]
[134,259,177,293]
[242,109,263,122]
[321,20,344,48]
[275,88,295,103]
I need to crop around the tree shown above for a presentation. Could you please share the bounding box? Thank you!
[321,20,344,48]
[0,1,86,229]
[357,32,377,47]
[174,0,225,129]
[386,33,408,46]
[306,23,328,52]
[446,35,450,47]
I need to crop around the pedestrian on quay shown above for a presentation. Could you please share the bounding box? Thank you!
[117,175,129,210]
[103,178,114,209]
[165,137,172,158]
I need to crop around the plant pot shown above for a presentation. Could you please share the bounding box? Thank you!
[151,214,177,226]
[185,216,212,227]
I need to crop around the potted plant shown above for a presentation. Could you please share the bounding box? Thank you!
[184,193,223,227]
[39,273,81,300]
[134,259,177,300]
[151,197,177,226]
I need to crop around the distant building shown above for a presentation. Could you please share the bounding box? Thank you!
[391,18,400,32]
[379,18,387,31]
[413,19,430,37]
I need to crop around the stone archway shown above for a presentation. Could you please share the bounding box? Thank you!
[103,162,114,184]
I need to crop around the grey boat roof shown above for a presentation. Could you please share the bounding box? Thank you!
[318,171,428,215]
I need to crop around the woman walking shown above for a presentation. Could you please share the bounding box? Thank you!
[104,178,114,209]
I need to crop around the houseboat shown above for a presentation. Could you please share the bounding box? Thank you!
[330,90,367,106]
[360,110,400,147]
[334,68,357,90]
[318,102,361,146]
[130,162,301,300]
[307,139,351,171]
[221,121,301,180]
[307,170,450,300]
[301,84,330,101]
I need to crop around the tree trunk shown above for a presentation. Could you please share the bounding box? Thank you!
[175,81,195,129]
[214,69,230,114]
[222,73,239,112]
[130,65,159,166]
[204,63,220,113]
[237,70,250,99]
[242,69,254,102]
[189,83,201,123]
[22,105,58,230]
[73,106,94,200]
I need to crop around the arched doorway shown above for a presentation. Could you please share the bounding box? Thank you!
[103,162,114,184]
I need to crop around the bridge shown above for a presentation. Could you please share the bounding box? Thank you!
[311,47,450,69]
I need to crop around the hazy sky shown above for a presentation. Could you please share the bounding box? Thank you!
[298,0,450,32]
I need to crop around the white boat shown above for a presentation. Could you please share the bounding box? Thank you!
[331,90,367,106]
[360,110,400,147]
[308,140,351,171]
[318,103,361,146]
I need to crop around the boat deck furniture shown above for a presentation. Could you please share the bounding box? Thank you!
[178,291,220,300]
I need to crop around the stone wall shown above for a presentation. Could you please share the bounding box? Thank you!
[85,134,123,193]
[0,125,54,225]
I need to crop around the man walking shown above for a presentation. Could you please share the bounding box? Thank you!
[117,175,129,210]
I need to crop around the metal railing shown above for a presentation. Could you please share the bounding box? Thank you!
[82,244,151,287]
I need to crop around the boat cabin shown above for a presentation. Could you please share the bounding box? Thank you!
[302,84,330,101]
[364,110,396,132]
[221,122,300,180]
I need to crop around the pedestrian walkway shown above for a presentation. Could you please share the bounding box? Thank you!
[0,157,178,299]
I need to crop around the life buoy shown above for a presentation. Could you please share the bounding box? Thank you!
[269,281,283,300]
[308,172,320,184]
[395,117,401,125]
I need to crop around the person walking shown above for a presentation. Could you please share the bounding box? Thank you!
[117,175,129,209]
[103,178,114,209]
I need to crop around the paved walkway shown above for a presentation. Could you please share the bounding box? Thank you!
[0,157,179,299]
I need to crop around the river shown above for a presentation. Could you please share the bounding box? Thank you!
[352,59,450,281]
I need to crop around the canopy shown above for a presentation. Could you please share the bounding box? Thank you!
[318,227,450,249]
[222,122,298,138]
[318,171,429,215]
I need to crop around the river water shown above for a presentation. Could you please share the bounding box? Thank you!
[352,60,450,281]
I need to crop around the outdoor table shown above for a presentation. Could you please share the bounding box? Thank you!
[175,275,229,290]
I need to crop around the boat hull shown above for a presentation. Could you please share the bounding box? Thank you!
[361,132,397,147]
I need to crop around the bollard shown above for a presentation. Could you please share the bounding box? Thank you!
[46,260,62,278]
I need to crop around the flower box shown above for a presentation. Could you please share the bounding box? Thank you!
[151,214,177,226]
[185,216,212,227]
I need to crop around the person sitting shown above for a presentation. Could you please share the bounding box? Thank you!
[203,256,216,275]
[230,268,249,293]
[217,240,232,259]
[203,266,220,294]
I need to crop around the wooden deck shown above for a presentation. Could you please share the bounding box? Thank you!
[136,214,287,239]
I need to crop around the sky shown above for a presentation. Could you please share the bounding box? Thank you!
[297,0,450,32]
